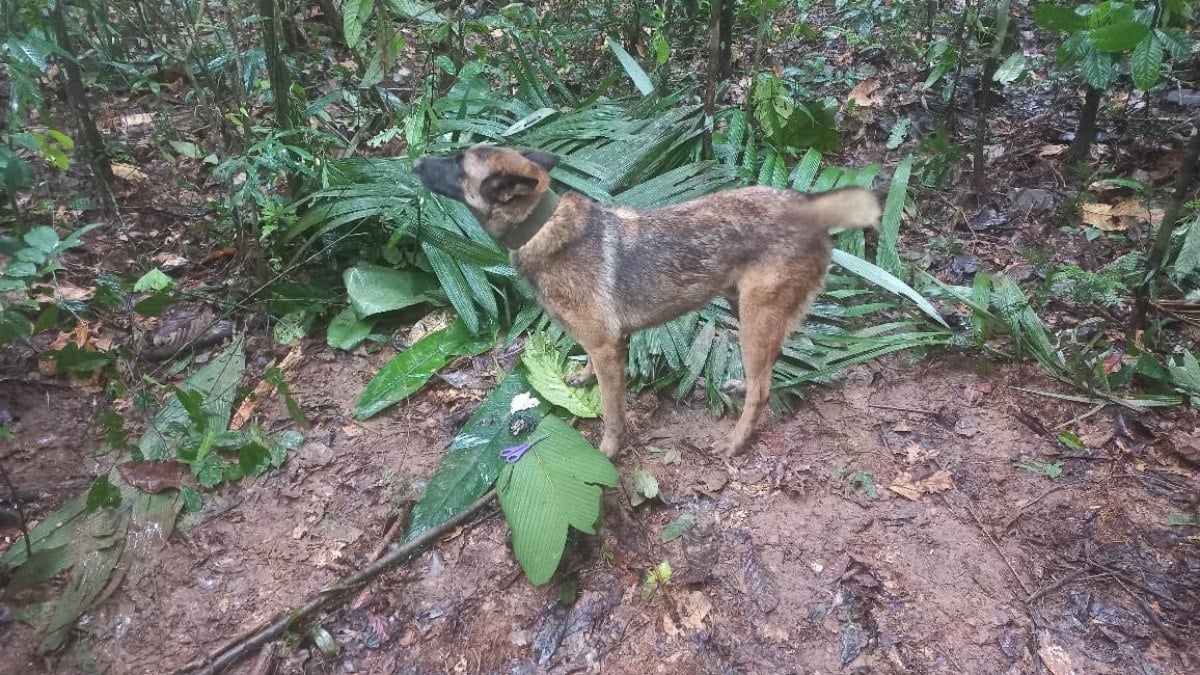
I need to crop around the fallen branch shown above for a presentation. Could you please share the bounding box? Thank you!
[178,489,498,675]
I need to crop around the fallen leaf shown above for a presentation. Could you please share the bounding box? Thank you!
[117,460,194,493]
[120,113,153,128]
[1038,144,1068,156]
[111,163,148,182]
[230,345,305,429]
[888,469,955,500]
[407,309,454,344]
[1038,640,1074,675]
[200,246,237,266]
[679,590,712,631]
[32,279,94,303]
[1081,199,1164,231]
[848,78,881,107]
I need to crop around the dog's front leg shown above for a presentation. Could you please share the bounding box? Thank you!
[587,341,627,458]
[564,359,596,388]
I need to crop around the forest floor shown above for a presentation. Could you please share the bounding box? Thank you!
[3,9,1200,674]
[4,344,1199,674]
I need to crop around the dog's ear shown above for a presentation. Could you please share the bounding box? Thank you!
[522,150,559,172]
[481,172,539,204]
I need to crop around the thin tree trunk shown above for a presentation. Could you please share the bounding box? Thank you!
[718,0,734,79]
[315,0,345,45]
[972,0,1010,197]
[257,0,293,132]
[1068,86,1102,164]
[1127,110,1200,343]
[49,0,116,212]
[702,0,722,159]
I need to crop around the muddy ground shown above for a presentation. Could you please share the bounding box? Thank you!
[3,344,1198,674]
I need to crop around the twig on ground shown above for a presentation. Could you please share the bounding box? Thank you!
[939,488,1032,597]
[0,460,32,559]
[367,502,413,563]
[1002,482,1076,532]
[178,489,497,675]
[1051,402,1108,430]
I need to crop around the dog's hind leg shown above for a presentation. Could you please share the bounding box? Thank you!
[719,264,824,455]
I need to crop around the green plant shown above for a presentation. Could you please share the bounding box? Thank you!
[1033,1,1194,161]
[0,223,101,348]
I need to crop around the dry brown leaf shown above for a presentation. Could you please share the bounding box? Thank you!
[1038,640,1074,675]
[888,469,954,501]
[32,279,94,303]
[117,460,194,493]
[848,78,881,107]
[230,345,306,429]
[120,112,154,128]
[408,309,454,344]
[112,163,148,181]
[679,590,712,631]
[1038,144,1068,157]
[1082,199,1163,231]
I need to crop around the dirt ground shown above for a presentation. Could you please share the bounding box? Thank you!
[3,343,1198,674]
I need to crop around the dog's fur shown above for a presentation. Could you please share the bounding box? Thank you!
[414,145,881,457]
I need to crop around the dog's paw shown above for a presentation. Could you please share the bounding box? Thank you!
[712,435,750,458]
[719,379,746,398]
[565,370,597,388]
[599,436,622,458]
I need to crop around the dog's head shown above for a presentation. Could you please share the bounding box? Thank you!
[413,146,559,240]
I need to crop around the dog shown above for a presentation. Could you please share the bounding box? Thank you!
[414,145,881,458]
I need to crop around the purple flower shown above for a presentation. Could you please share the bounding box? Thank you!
[500,434,549,463]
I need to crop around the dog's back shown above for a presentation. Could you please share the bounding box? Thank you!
[598,186,880,332]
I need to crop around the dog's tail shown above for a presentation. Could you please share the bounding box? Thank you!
[798,187,882,231]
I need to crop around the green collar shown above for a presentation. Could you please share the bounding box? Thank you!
[499,189,560,250]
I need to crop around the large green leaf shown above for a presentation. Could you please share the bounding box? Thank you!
[1173,217,1200,280]
[343,0,375,49]
[496,413,618,585]
[344,264,439,318]
[832,250,947,327]
[1088,21,1151,53]
[355,317,495,419]
[139,343,246,460]
[1078,48,1116,90]
[521,332,601,417]
[326,305,375,351]
[405,370,544,541]
[606,37,655,97]
[877,154,913,276]
[1130,35,1163,90]
[1033,4,1088,32]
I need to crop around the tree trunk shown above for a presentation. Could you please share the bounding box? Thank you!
[258,0,293,132]
[972,0,1010,198]
[1068,86,1102,164]
[315,0,345,45]
[702,0,722,159]
[718,0,734,79]
[49,0,116,212]
[1126,110,1200,343]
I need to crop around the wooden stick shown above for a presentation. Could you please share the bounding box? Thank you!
[177,490,497,675]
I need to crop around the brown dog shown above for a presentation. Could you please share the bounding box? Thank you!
[414,145,881,457]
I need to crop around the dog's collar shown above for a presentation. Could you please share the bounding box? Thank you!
[499,189,560,250]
